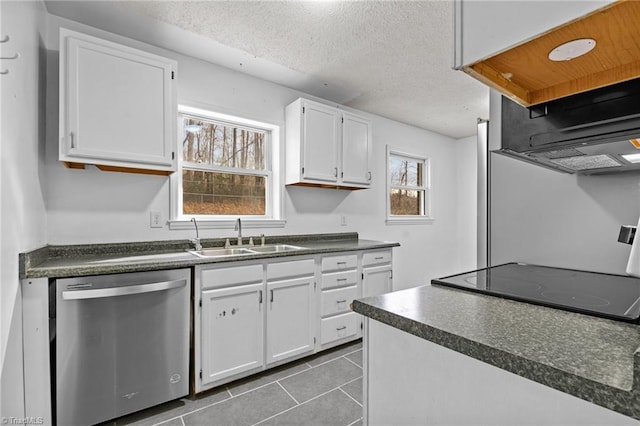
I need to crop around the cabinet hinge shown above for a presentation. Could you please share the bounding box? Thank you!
[341,117,344,124]
[314,282,316,290]
[341,172,343,178]
[362,273,364,280]
[199,299,202,307]
[302,106,305,114]
[361,322,363,330]
[390,271,393,279]
[314,337,316,344]
[199,369,202,379]
[301,167,305,175]
[172,152,175,160]
[171,71,175,80]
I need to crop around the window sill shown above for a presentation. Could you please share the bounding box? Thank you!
[385,217,435,226]
[169,219,287,230]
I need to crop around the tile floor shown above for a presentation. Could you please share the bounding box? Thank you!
[107,340,363,426]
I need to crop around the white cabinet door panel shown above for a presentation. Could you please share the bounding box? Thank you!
[302,101,339,182]
[341,112,371,185]
[201,283,264,385]
[266,276,315,364]
[363,265,392,298]
[60,29,176,171]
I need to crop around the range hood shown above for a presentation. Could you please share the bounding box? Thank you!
[498,77,640,175]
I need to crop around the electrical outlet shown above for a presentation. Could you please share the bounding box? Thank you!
[341,215,347,226]
[150,211,163,228]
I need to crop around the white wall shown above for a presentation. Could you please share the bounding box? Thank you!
[43,16,474,290]
[489,90,640,274]
[0,0,48,418]
[456,135,477,272]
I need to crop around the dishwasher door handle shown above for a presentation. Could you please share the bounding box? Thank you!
[62,279,187,300]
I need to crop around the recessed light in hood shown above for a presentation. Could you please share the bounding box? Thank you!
[622,153,640,164]
[548,38,596,62]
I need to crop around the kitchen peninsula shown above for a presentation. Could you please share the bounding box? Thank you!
[352,284,640,425]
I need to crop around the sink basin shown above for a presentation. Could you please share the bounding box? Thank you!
[249,244,305,253]
[189,248,255,258]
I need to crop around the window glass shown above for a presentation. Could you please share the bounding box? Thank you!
[387,149,431,220]
[175,107,276,219]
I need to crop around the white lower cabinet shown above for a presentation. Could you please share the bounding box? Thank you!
[266,275,316,365]
[266,258,316,365]
[362,251,393,298]
[319,253,361,349]
[200,283,264,386]
[196,263,264,391]
[195,248,394,393]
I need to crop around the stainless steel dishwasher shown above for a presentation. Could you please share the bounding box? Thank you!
[55,268,191,425]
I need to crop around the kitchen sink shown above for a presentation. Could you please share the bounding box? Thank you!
[189,248,256,258]
[248,244,304,253]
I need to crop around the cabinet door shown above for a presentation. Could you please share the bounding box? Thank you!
[301,101,339,182]
[60,29,176,172]
[341,112,371,186]
[200,283,264,386]
[363,265,392,298]
[266,276,315,364]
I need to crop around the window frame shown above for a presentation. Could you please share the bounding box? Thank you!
[386,146,434,225]
[169,104,285,230]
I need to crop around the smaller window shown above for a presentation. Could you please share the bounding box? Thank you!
[386,147,432,224]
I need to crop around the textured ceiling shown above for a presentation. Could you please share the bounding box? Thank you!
[47,1,490,138]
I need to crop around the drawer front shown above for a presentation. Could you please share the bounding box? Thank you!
[321,285,358,317]
[200,264,263,289]
[321,270,359,290]
[321,254,358,272]
[320,312,359,345]
[267,258,315,281]
[362,250,392,266]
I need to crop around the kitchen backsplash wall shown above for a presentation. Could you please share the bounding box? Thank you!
[42,15,476,289]
[488,90,640,275]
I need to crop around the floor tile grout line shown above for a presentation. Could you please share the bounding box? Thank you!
[347,417,364,426]
[343,355,362,368]
[276,380,301,405]
[338,386,363,408]
[251,377,365,426]
[227,364,313,398]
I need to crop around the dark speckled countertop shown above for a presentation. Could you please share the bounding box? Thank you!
[352,284,640,420]
[21,232,399,279]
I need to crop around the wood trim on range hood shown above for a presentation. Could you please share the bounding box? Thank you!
[463,0,640,107]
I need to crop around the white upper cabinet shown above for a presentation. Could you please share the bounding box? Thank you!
[59,28,177,174]
[341,112,372,186]
[286,98,372,190]
[453,0,629,107]
[454,0,612,68]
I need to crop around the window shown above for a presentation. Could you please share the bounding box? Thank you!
[171,105,282,227]
[386,147,432,224]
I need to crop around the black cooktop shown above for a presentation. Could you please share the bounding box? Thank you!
[431,263,640,323]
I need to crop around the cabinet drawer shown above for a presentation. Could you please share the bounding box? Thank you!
[321,254,357,272]
[321,270,358,290]
[362,250,392,266]
[321,285,358,317]
[200,264,263,289]
[267,258,315,281]
[320,312,359,345]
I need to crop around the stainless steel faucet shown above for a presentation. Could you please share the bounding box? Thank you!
[190,218,202,251]
[235,218,242,246]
